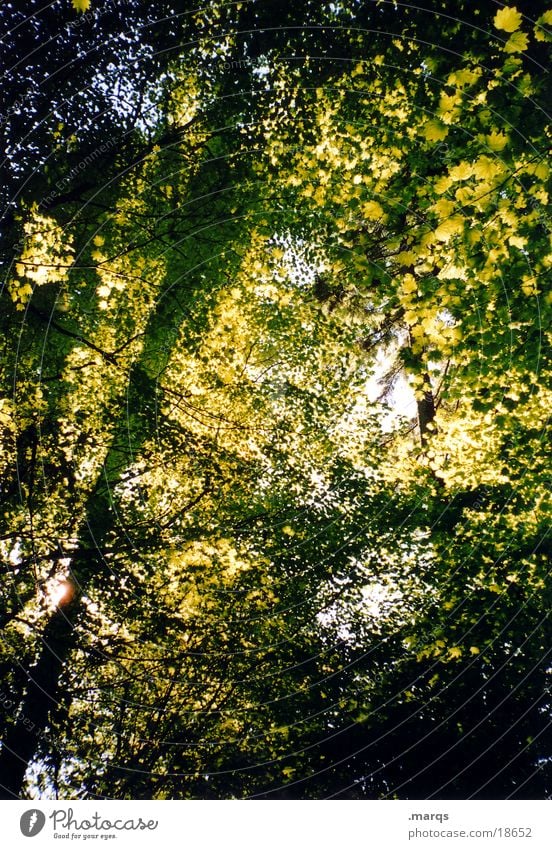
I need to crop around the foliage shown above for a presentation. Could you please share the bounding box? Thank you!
[0,0,550,800]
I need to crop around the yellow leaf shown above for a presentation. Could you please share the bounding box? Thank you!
[438,93,460,113]
[504,31,529,53]
[469,646,480,655]
[451,68,481,88]
[433,198,456,218]
[71,0,91,10]
[439,264,467,281]
[402,274,417,295]
[453,187,469,206]
[449,161,473,182]
[508,235,527,249]
[535,10,552,42]
[437,93,461,124]
[396,250,417,265]
[486,131,508,151]
[423,121,448,142]
[521,275,537,296]
[493,6,523,32]
[450,326,463,343]
[434,175,452,195]
[313,185,326,206]
[434,216,464,242]
[448,646,462,659]
[473,156,500,181]
[361,200,385,220]
[533,161,549,180]
[404,309,419,326]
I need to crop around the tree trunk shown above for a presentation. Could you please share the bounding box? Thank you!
[417,372,436,447]
[0,193,247,798]
[0,595,77,799]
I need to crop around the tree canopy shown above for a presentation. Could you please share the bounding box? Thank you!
[0,0,550,800]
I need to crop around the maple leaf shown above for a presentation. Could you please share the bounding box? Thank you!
[423,120,448,142]
[449,161,473,182]
[508,235,527,249]
[71,0,91,12]
[534,10,552,42]
[486,130,508,151]
[473,156,499,180]
[434,216,464,242]
[433,198,455,217]
[402,275,417,295]
[503,31,529,53]
[361,200,385,220]
[434,175,452,194]
[493,6,523,32]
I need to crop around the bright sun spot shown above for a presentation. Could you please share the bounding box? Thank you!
[45,578,74,609]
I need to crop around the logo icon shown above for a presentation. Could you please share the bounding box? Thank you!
[20,809,46,837]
